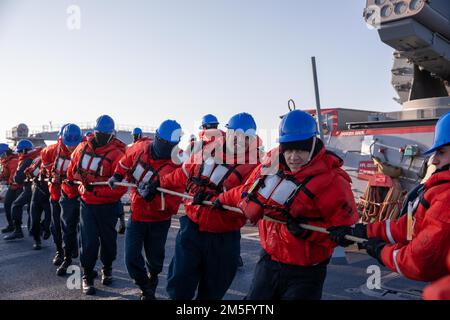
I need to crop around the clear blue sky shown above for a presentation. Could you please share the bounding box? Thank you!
[0,0,399,148]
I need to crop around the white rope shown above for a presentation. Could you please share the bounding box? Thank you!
[71,180,367,243]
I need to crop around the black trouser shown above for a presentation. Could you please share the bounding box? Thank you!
[11,184,32,231]
[166,215,241,300]
[80,201,121,274]
[30,182,51,241]
[125,218,171,287]
[3,187,22,227]
[60,195,80,258]
[50,200,63,252]
[246,249,329,300]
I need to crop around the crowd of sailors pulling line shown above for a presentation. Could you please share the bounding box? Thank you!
[0,110,449,300]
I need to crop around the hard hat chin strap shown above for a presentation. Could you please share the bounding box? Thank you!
[306,136,317,163]
[107,133,114,144]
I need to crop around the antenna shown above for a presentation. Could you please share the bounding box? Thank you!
[311,56,325,142]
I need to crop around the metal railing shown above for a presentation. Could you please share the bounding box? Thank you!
[6,122,157,140]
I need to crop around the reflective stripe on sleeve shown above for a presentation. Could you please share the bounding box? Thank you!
[386,220,396,244]
[119,162,129,170]
[392,249,404,277]
[182,162,189,178]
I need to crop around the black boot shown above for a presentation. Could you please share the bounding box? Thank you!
[138,277,156,300]
[33,239,42,250]
[101,267,113,286]
[82,271,96,295]
[1,225,15,234]
[149,273,159,293]
[71,248,79,259]
[41,227,51,240]
[140,292,156,300]
[4,225,24,241]
[52,251,64,266]
[56,257,72,276]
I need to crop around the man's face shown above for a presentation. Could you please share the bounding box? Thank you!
[201,127,221,141]
[94,132,113,145]
[283,149,310,173]
[202,124,218,130]
[431,145,450,169]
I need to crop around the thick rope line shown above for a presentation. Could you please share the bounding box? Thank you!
[72,180,367,244]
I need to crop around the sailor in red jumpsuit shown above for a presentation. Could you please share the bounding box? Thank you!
[26,152,51,250]
[109,120,184,300]
[217,110,358,300]
[423,250,450,300]
[66,115,127,295]
[52,124,83,276]
[4,140,42,241]
[144,113,263,300]
[0,145,20,234]
[39,140,66,265]
[190,113,225,156]
[329,111,450,283]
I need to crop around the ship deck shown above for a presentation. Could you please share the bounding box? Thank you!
[0,208,427,300]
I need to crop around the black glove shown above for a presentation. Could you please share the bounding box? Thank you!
[137,179,160,201]
[64,179,76,187]
[327,226,354,247]
[327,224,368,247]
[192,192,208,205]
[211,199,225,210]
[80,177,94,192]
[107,174,123,189]
[51,175,62,185]
[39,173,46,182]
[84,184,94,192]
[286,216,310,239]
[361,237,386,266]
[353,223,368,239]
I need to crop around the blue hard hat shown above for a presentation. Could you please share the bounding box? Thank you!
[278,110,318,143]
[62,124,82,147]
[58,124,70,137]
[199,114,219,129]
[0,143,9,156]
[94,115,115,134]
[84,131,93,137]
[425,111,450,155]
[225,113,257,136]
[132,127,142,136]
[156,120,182,143]
[16,139,34,153]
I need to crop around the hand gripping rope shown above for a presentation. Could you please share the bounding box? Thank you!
[72,180,367,244]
